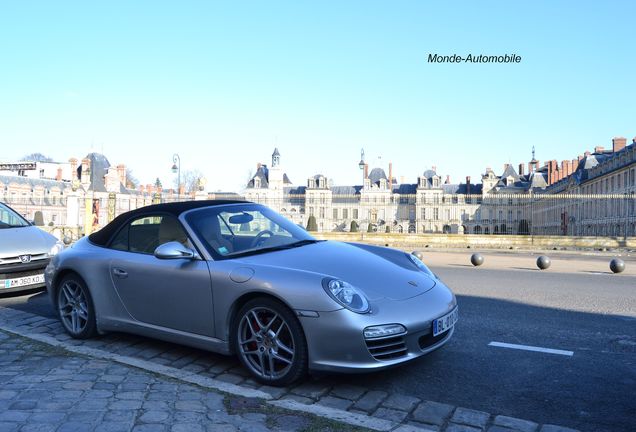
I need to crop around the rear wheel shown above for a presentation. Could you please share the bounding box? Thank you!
[233,297,307,386]
[56,274,97,339]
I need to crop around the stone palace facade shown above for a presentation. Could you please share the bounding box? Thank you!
[245,139,636,236]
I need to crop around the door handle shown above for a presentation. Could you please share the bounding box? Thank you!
[112,268,128,278]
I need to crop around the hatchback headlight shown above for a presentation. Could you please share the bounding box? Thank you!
[322,278,369,313]
[49,241,65,257]
[408,253,437,279]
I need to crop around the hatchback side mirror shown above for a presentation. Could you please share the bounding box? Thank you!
[154,241,195,260]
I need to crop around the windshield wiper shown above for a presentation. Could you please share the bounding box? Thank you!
[229,239,322,258]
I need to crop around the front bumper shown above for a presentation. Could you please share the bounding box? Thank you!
[0,259,50,295]
[300,282,457,373]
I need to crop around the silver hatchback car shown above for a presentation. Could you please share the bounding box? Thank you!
[1,202,64,295]
[46,200,457,385]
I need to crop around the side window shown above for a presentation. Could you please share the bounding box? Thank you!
[110,225,129,251]
[110,215,188,254]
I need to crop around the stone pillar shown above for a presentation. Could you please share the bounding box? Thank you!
[65,192,80,227]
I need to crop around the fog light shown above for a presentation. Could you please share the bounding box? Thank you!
[363,324,406,339]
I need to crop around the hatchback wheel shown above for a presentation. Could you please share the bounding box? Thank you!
[57,274,97,339]
[233,298,307,386]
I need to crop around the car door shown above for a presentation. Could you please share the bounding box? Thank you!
[108,213,215,337]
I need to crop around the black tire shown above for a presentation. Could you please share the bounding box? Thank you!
[232,297,307,386]
[56,273,98,339]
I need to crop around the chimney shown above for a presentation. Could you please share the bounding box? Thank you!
[139,185,145,193]
[69,158,78,181]
[547,160,558,185]
[518,163,525,176]
[445,175,450,184]
[466,176,471,185]
[594,146,604,154]
[528,160,539,174]
[612,137,627,153]
[432,165,437,173]
[388,162,393,186]
[80,158,90,184]
[363,163,369,179]
[584,151,591,157]
[56,167,63,181]
[503,163,510,171]
[117,164,126,186]
[146,184,154,194]
[632,137,636,146]
[257,162,261,170]
[179,185,186,196]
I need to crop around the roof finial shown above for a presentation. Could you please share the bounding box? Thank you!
[532,145,535,160]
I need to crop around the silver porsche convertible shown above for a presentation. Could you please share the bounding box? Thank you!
[45,200,458,385]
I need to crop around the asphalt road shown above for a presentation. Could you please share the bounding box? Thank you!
[1,266,635,432]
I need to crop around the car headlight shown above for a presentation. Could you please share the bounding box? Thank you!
[322,278,370,314]
[48,241,65,257]
[408,253,437,279]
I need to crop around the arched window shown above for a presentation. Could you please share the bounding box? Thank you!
[474,225,482,234]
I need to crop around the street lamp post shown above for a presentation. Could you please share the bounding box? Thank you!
[171,154,181,199]
[358,148,365,184]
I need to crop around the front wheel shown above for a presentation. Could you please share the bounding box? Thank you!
[233,297,307,386]
[56,274,97,339]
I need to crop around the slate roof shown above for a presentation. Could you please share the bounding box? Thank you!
[247,165,269,188]
[368,168,387,183]
[79,153,128,194]
[0,175,70,192]
[529,172,548,188]
[500,164,521,182]
[283,186,306,195]
[392,184,417,194]
[331,185,362,195]
[442,183,483,194]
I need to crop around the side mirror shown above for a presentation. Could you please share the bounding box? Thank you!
[154,241,195,260]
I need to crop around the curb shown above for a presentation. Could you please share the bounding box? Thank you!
[0,308,431,432]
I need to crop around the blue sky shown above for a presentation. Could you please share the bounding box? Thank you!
[1,1,634,191]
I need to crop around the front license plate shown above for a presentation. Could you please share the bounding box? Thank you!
[1,274,45,289]
[432,307,458,337]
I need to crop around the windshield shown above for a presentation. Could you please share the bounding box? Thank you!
[0,203,30,228]
[185,203,316,259]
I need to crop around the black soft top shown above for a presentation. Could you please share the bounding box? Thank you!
[88,199,249,246]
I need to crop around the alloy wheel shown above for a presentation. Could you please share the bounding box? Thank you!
[58,280,90,335]
[237,306,295,380]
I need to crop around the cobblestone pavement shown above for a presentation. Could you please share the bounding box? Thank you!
[0,306,580,432]
[0,330,370,432]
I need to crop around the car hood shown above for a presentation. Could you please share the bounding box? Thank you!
[237,241,436,301]
[0,226,56,258]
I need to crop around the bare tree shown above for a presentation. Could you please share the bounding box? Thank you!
[20,153,53,162]
[125,168,139,189]
[175,169,205,193]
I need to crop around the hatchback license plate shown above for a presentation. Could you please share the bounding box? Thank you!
[1,274,45,289]
[432,307,458,337]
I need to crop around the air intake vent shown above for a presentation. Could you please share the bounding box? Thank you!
[366,335,407,361]
[418,329,450,350]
